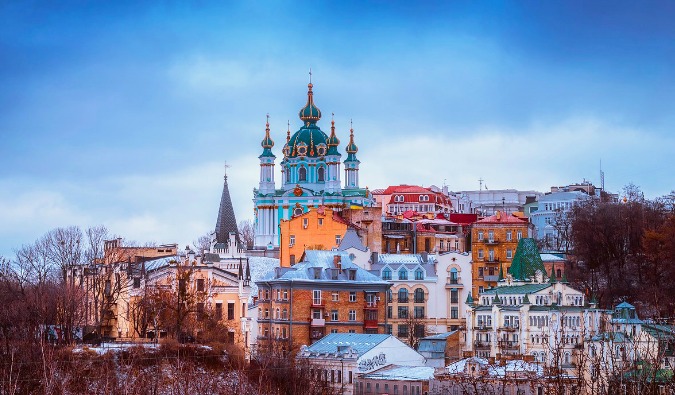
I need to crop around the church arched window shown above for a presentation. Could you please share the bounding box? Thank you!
[299,167,307,182]
[317,167,325,182]
[285,168,290,183]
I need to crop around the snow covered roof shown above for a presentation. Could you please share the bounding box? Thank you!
[303,333,390,356]
[446,357,543,377]
[361,365,435,381]
[377,254,434,265]
[540,253,565,262]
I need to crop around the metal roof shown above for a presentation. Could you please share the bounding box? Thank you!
[304,333,390,355]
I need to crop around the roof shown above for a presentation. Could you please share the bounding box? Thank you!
[448,213,479,225]
[538,191,589,203]
[446,357,543,377]
[379,185,434,195]
[214,174,240,245]
[376,254,433,265]
[338,228,368,252]
[420,331,456,341]
[481,283,551,295]
[476,211,528,225]
[508,238,546,281]
[361,365,435,381]
[304,333,390,355]
[540,253,565,262]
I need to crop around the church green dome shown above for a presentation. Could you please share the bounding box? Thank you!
[326,117,341,155]
[259,116,275,158]
[299,83,322,124]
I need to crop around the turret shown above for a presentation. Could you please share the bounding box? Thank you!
[343,121,360,188]
[258,115,276,195]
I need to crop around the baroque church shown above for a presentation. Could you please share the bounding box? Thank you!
[254,78,372,249]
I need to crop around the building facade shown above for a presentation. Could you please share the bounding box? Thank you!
[255,250,390,352]
[253,80,371,249]
[471,212,532,297]
[529,191,591,252]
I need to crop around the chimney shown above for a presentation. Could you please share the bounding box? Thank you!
[333,255,342,267]
[421,252,428,263]
[371,251,379,264]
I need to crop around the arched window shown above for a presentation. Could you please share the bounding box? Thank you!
[382,268,392,280]
[398,288,409,303]
[556,269,562,278]
[414,288,425,303]
[450,268,458,284]
[285,169,290,183]
[398,269,408,280]
[299,167,307,181]
[317,167,325,182]
[415,268,424,280]
[282,309,288,319]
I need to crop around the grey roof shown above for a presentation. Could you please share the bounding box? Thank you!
[361,365,434,381]
[259,250,388,284]
[304,333,390,355]
[540,253,565,262]
[481,283,551,295]
[203,253,221,263]
[214,174,240,245]
[538,191,589,203]
[420,331,456,341]
[377,254,434,265]
[338,228,368,252]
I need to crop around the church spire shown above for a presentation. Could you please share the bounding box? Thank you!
[215,163,240,245]
[298,71,322,125]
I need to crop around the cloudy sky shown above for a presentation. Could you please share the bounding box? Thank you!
[1,1,674,257]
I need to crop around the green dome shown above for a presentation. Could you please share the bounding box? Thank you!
[299,83,321,124]
[326,118,341,155]
[287,123,329,158]
[345,127,358,154]
[259,117,275,158]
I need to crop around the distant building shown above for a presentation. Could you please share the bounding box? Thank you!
[418,331,463,367]
[255,250,390,352]
[356,365,434,395]
[529,191,591,252]
[298,333,426,395]
[453,189,542,216]
[371,185,453,216]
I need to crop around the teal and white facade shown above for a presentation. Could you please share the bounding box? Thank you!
[253,80,372,249]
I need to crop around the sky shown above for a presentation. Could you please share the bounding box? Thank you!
[1,1,674,257]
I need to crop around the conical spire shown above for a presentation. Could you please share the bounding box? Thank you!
[493,292,501,305]
[561,270,569,284]
[215,165,240,245]
[549,269,557,284]
[260,115,275,158]
[522,293,531,305]
[466,292,474,305]
[508,238,546,281]
[498,264,505,281]
[345,121,358,155]
[326,113,341,155]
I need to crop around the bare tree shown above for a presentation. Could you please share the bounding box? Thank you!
[193,232,213,255]
[239,220,255,249]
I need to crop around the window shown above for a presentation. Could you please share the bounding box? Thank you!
[313,290,322,305]
[215,303,222,320]
[398,269,408,280]
[289,235,295,246]
[387,306,392,319]
[349,310,356,321]
[517,231,523,240]
[318,218,323,226]
[382,268,392,280]
[488,250,495,261]
[506,231,512,241]
[387,290,393,303]
[331,310,339,321]
[478,249,484,260]
[303,218,308,228]
[335,235,341,246]
[133,277,141,288]
[282,309,288,319]
[449,268,458,284]
[414,288,425,303]
[488,231,494,241]
[450,289,458,303]
[227,302,234,320]
[398,288,409,303]
[348,329,356,333]
[506,249,513,259]
[196,303,204,321]
[312,309,322,319]
[478,267,484,277]
[451,307,458,319]
[290,254,296,265]
[346,291,356,302]
[317,167,325,182]
[285,169,290,183]
[414,306,425,318]
[398,324,409,337]
[414,268,424,280]
[332,292,339,302]
[478,231,484,241]
[283,289,288,300]
[299,167,307,181]
[398,306,409,319]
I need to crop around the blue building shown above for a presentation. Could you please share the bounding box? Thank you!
[253,79,372,248]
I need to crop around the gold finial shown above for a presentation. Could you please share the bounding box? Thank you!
[309,68,312,84]
[266,113,270,127]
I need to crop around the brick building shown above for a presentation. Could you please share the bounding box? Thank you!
[471,211,532,297]
[255,250,390,352]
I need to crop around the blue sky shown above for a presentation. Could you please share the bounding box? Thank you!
[1,1,674,256]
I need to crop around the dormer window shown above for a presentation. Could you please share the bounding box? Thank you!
[382,268,392,280]
[415,268,424,280]
[399,269,408,280]
[394,195,404,203]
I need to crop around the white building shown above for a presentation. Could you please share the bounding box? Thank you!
[529,191,591,251]
[298,333,426,395]
[452,189,542,216]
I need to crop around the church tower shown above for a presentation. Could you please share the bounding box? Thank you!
[215,166,240,245]
[258,115,276,195]
[343,124,360,189]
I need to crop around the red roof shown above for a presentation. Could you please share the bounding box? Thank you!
[449,213,479,226]
[380,185,434,194]
[476,212,528,224]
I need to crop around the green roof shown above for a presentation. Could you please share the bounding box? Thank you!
[508,238,546,281]
[482,283,551,295]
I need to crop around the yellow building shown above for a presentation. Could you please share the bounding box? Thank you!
[279,207,350,267]
[471,211,531,297]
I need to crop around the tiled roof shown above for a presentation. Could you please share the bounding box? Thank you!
[361,365,434,381]
[304,333,390,355]
[214,175,240,245]
[380,185,433,195]
[476,212,528,224]
[448,213,479,225]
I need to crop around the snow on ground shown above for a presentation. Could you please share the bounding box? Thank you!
[72,342,160,355]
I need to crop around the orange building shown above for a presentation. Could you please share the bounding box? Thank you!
[279,207,351,267]
[471,211,532,297]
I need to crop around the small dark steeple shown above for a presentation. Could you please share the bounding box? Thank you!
[215,164,240,246]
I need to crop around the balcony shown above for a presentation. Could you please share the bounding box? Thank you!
[499,325,519,332]
[364,302,378,309]
[498,340,519,350]
[364,319,379,329]
[446,277,463,288]
[474,341,490,349]
[474,326,493,331]
[484,239,500,245]
[310,318,325,327]
[310,328,325,340]
[485,257,500,264]
[483,275,499,282]
[311,299,324,308]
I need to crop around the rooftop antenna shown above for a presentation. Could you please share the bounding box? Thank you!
[479,177,484,191]
[224,161,230,179]
[309,68,312,83]
[600,159,605,191]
